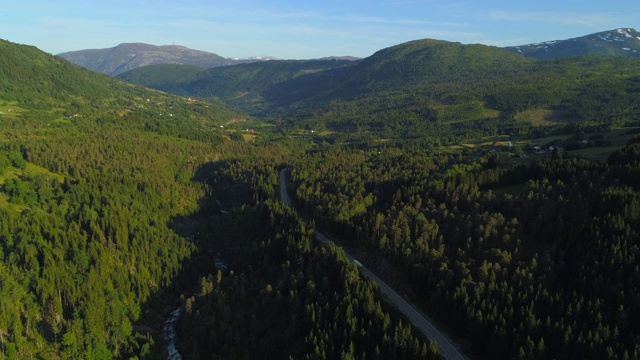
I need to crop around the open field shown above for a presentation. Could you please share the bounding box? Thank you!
[457,126,640,163]
[513,107,578,126]
[0,102,26,118]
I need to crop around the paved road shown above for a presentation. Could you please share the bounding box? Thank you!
[279,168,467,360]
[279,167,292,207]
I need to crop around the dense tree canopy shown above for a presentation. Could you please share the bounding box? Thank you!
[287,142,640,359]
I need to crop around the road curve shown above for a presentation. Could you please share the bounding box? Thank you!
[279,168,467,360]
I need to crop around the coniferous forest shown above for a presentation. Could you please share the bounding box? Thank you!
[1,34,640,360]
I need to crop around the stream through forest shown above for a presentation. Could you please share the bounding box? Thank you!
[162,307,182,360]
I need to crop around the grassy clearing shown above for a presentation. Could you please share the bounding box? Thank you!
[242,134,257,142]
[256,122,276,129]
[0,163,64,211]
[0,193,10,208]
[0,169,18,185]
[0,184,27,212]
[24,162,65,181]
[481,101,502,118]
[0,163,64,184]
[568,127,638,161]
[571,146,617,162]
[0,193,28,212]
[514,108,575,126]
[458,126,639,162]
[0,102,27,118]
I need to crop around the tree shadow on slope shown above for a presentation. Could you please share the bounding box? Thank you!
[133,158,276,359]
[145,159,443,360]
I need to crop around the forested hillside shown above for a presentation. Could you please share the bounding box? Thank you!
[0,38,241,359]
[287,140,640,359]
[118,39,640,144]
[116,64,205,95]
[118,59,356,114]
[0,39,443,359]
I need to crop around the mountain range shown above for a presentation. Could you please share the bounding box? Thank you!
[505,28,640,59]
[113,33,640,139]
[56,43,278,76]
[58,28,639,77]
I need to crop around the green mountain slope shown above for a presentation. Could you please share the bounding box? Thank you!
[1,38,445,360]
[116,63,205,95]
[0,39,243,359]
[118,59,356,113]
[1,40,122,107]
[118,40,534,115]
[116,37,640,139]
[1,39,241,140]
[332,39,531,90]
[262,40,640,139]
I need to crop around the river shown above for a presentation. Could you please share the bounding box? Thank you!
[162,307,182,360]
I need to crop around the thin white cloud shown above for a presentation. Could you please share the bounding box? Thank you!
[416,29,483,39]
[268,11,325,20]
[384,0,455,6]
[479,38,531,47]
[336,14,463,27]
[484,10,612,27]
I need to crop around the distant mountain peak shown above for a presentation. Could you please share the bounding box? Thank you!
[231,55,279,61]
[57,43,275,76]
[505,28,640,59]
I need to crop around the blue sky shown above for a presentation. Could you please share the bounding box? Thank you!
[1,0,639,59]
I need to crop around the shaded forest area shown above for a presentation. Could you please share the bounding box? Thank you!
[176,178,441,358]
[287,138,640,359]
[0,128,443,359]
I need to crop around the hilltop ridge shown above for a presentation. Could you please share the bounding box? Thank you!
[505,28,640,59]
[58,28,639,77]
[57,42,273,76]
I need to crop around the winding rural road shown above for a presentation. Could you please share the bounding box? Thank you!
[279,168,467,360]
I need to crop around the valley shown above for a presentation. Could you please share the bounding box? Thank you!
[1,28,640,360]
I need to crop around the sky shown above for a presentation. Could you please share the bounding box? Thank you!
[1,0,639,59]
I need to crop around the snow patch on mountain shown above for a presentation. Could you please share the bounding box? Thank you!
[617,28,633,38]
[504,28,640,59]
